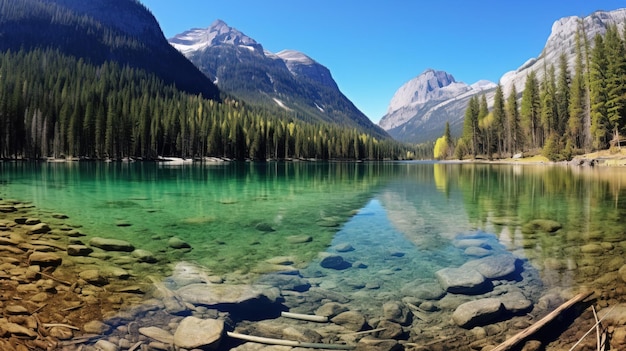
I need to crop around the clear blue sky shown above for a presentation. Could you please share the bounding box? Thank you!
[140,0,625,123]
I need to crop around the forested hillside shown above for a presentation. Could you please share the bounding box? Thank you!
[0,49,413,160]
[0,0,219,99]
[0,0,422,161]
[439,23,626,161]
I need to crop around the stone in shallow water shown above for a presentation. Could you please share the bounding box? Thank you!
[79,269,108,286]
[452,298,504,328]
[168,236,191,249]
[463,254,519,280]
[174,317,223,349]
[465,246,492,258]
[331,311,366,332]
[320,255,351,270]
[176,283,281,306]
[139,326,174,344]
[435,267,488,294]
[256,273,310,292]
[27,223,51,234]
[132,249,157,263]
[402,281,446,300]
[334,243,354,252]
[89,237,135,252]
[499,291,533,314]
[67,244,93,256]
[28,252,62,267]
[286,235,312,244]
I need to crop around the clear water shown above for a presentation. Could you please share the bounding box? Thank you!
[2,161,626,303]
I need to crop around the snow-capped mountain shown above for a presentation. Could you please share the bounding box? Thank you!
[170,20,388,138]
[380,8,626,144]
[379,69,496,143]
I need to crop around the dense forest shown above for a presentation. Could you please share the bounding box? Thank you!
[436,22,626,161]
[0,49,423,161]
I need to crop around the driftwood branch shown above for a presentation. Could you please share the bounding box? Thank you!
[281,311,329,323]
[568,305,615,351]
[227,331,355,350]
[491,291,593,351]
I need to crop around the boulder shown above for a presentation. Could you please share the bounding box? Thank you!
[463,254,519,280]
[174,317,223,350]
[452,298,504,328]
[435,267,488,294]
[89,237,135,252]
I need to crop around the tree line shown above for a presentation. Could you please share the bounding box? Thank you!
[436,22,626,161]
[0,48,420,161]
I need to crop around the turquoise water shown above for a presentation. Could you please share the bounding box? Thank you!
[2,161,626,298]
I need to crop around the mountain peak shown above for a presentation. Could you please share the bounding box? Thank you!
[386,69,462,115]
[169,19,263,54]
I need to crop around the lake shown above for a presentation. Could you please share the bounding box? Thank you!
[1,161,625,348]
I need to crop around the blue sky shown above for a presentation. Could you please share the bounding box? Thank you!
[140,1,625,123]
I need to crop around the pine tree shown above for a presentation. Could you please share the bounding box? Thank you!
[506,85,521,155]
[589,34,609,149]
[492,84,506,157]
[520,71,542,149]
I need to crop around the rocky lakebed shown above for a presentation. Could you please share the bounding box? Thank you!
[2,198,626,351]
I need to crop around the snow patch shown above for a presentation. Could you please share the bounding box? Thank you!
[273,98,291,111]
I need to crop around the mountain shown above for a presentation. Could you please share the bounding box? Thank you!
[169,20,388,139]
[501,8,626,96]
[0,0,219,100]
[379,69,496,143]
[380,8,626,145]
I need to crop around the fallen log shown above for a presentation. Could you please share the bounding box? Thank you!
[227,331,355,350]
[281,311,329,322]
[491,291,593,351]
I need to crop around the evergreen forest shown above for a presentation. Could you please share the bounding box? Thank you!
[437,23,626,161]
[0,49,420,161]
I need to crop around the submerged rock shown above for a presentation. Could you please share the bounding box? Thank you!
[331,311,366,332]
[320,255,351,270]
[132,249,157,263]
[89,237,135,252]
[463,254,519,280]
[168,236,191,249]
[452,298,504,328]
[521,219,562,234]
[435,267,489,294]
[176,283,281,306]
[174,317,223,349]
[28,252,62,267]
